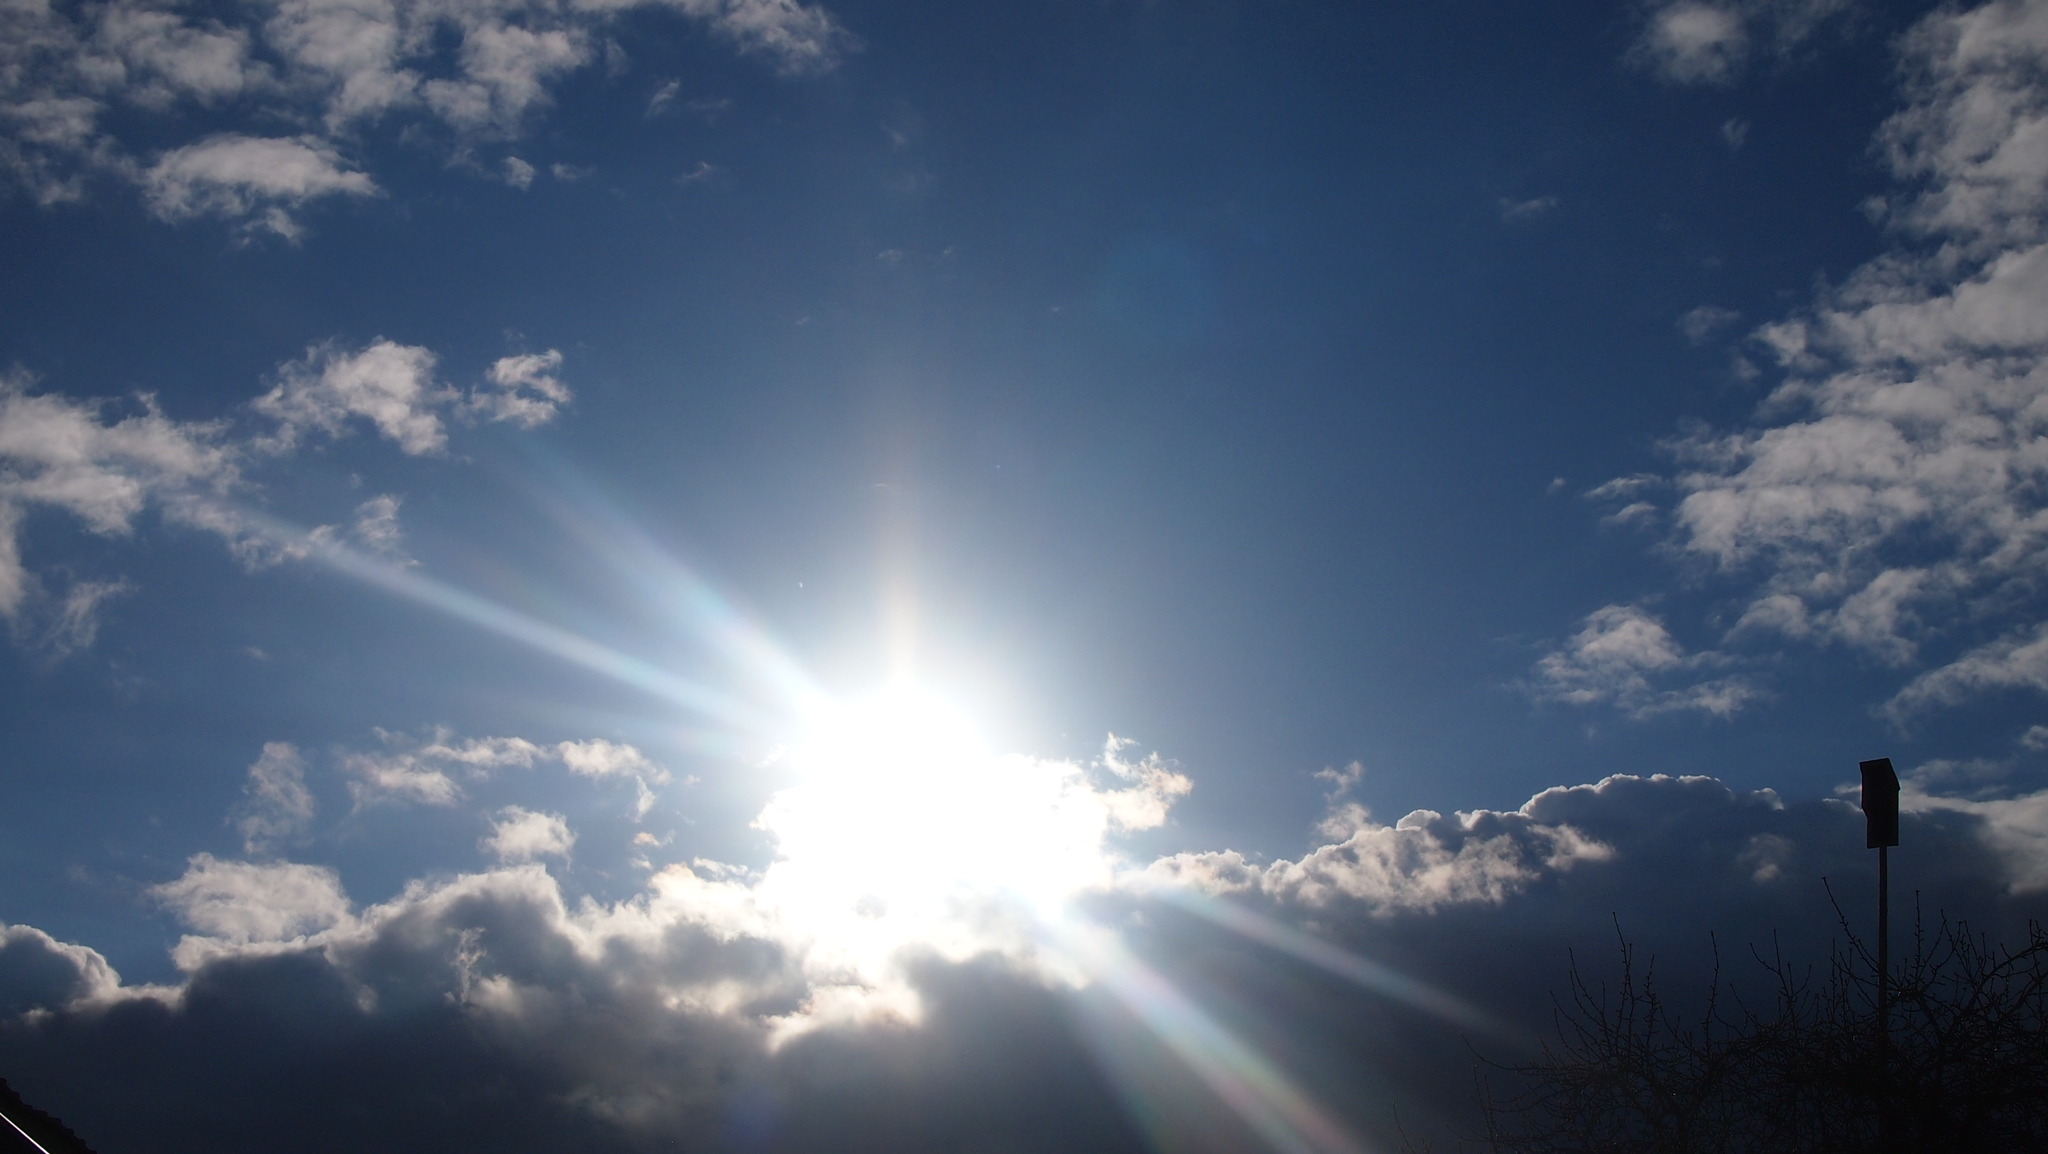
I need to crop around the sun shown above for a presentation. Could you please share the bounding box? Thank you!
[746,682,1134,973]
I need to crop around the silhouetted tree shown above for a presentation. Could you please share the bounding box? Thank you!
[1478,906,2048,1153]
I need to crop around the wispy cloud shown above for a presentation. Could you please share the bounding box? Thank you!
[1497,194,1559,223]
[0,342,570,647]
[1565,0,2048,721]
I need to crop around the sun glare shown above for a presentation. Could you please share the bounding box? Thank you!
[748,683,1132,974]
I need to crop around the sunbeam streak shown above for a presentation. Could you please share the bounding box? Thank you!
[220,496,1401,1153]
[514,461,829,713]
[1057,922,1374,1154]
[231,503,771,730]
[1149,887,1521,1043]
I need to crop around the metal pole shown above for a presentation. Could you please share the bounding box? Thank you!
[1877,843,1889,1046]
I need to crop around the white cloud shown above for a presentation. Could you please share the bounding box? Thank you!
[1151,808,1612,916]
[1531,604,1761,718]
[502,155,535,188]
[484,806,576,862]
[346,751,464,807]
[0,0,853,217]
[236,742,316,854]
[645,78,681,116]
[472,350,571,428]
[1496,194,1558,222]
[24,576,134,657]
[1630,0,1851,85]
[149,853,352,969]
[343,730,665,809]
[1678,304,1742,344]
[555,737,659,779]
[671,0,858,77]
[0,372,244,619]
[1577,0,2048,718]
[143,134,378,238]
[1635,3,1748,84]
[310,493,411,562]
[0,342,567,648]
[254,339,453,455]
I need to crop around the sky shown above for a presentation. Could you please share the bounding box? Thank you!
[4,0,2048,1149]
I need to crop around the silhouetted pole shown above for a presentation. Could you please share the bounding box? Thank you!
[1860,756,1900,1151]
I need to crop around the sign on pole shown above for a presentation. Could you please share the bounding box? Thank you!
[1860,758,1899,848]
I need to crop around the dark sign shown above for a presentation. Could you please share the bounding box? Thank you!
[1860,757,1900,849]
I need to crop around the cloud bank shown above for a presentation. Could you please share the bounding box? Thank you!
[4,747,2046,1152]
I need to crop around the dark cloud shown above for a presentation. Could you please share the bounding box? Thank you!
[6,773,2045,1153]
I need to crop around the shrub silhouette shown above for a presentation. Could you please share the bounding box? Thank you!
[1476,903,2048,1153]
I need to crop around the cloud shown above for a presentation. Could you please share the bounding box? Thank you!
[556,737,661,779]
[1569,0,2048,719]
[7,764,2047,1152]
[1678,304,1742,344]
[676,0,859,77]
[484,806,576,862]
[234,743,317,854]
[473,350,572,428]
[309,493,411,563]
[1635,3,1748,83]
[502,155,535,188]
[16,577,135,659]
[149,854,353,970]
[646,78,681,116]
[1149,806,1613,916]
[1497,194,1558,222]
[254,340,455,455]
[0,371,245,619]
[1629,0,1852,85]
[1530,604,1761,718]
[0,0,853,220]
[0,924,126,1017]
[0,342,569,648]
[343,730,666,808]
[143,135,378,238]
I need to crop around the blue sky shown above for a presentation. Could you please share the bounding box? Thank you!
[5,0,2048,1149]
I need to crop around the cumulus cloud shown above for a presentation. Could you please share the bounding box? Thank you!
[0,0,853,220]
[7,765,2046,1153]
[0,924,126,1017]
[1530,604,1761,718]
[254,340,455,455]
[142,134,377,238]
[484,806,576,862]
[1567,0,2048,720]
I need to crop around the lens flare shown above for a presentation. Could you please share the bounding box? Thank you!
[741,683,1145,988]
